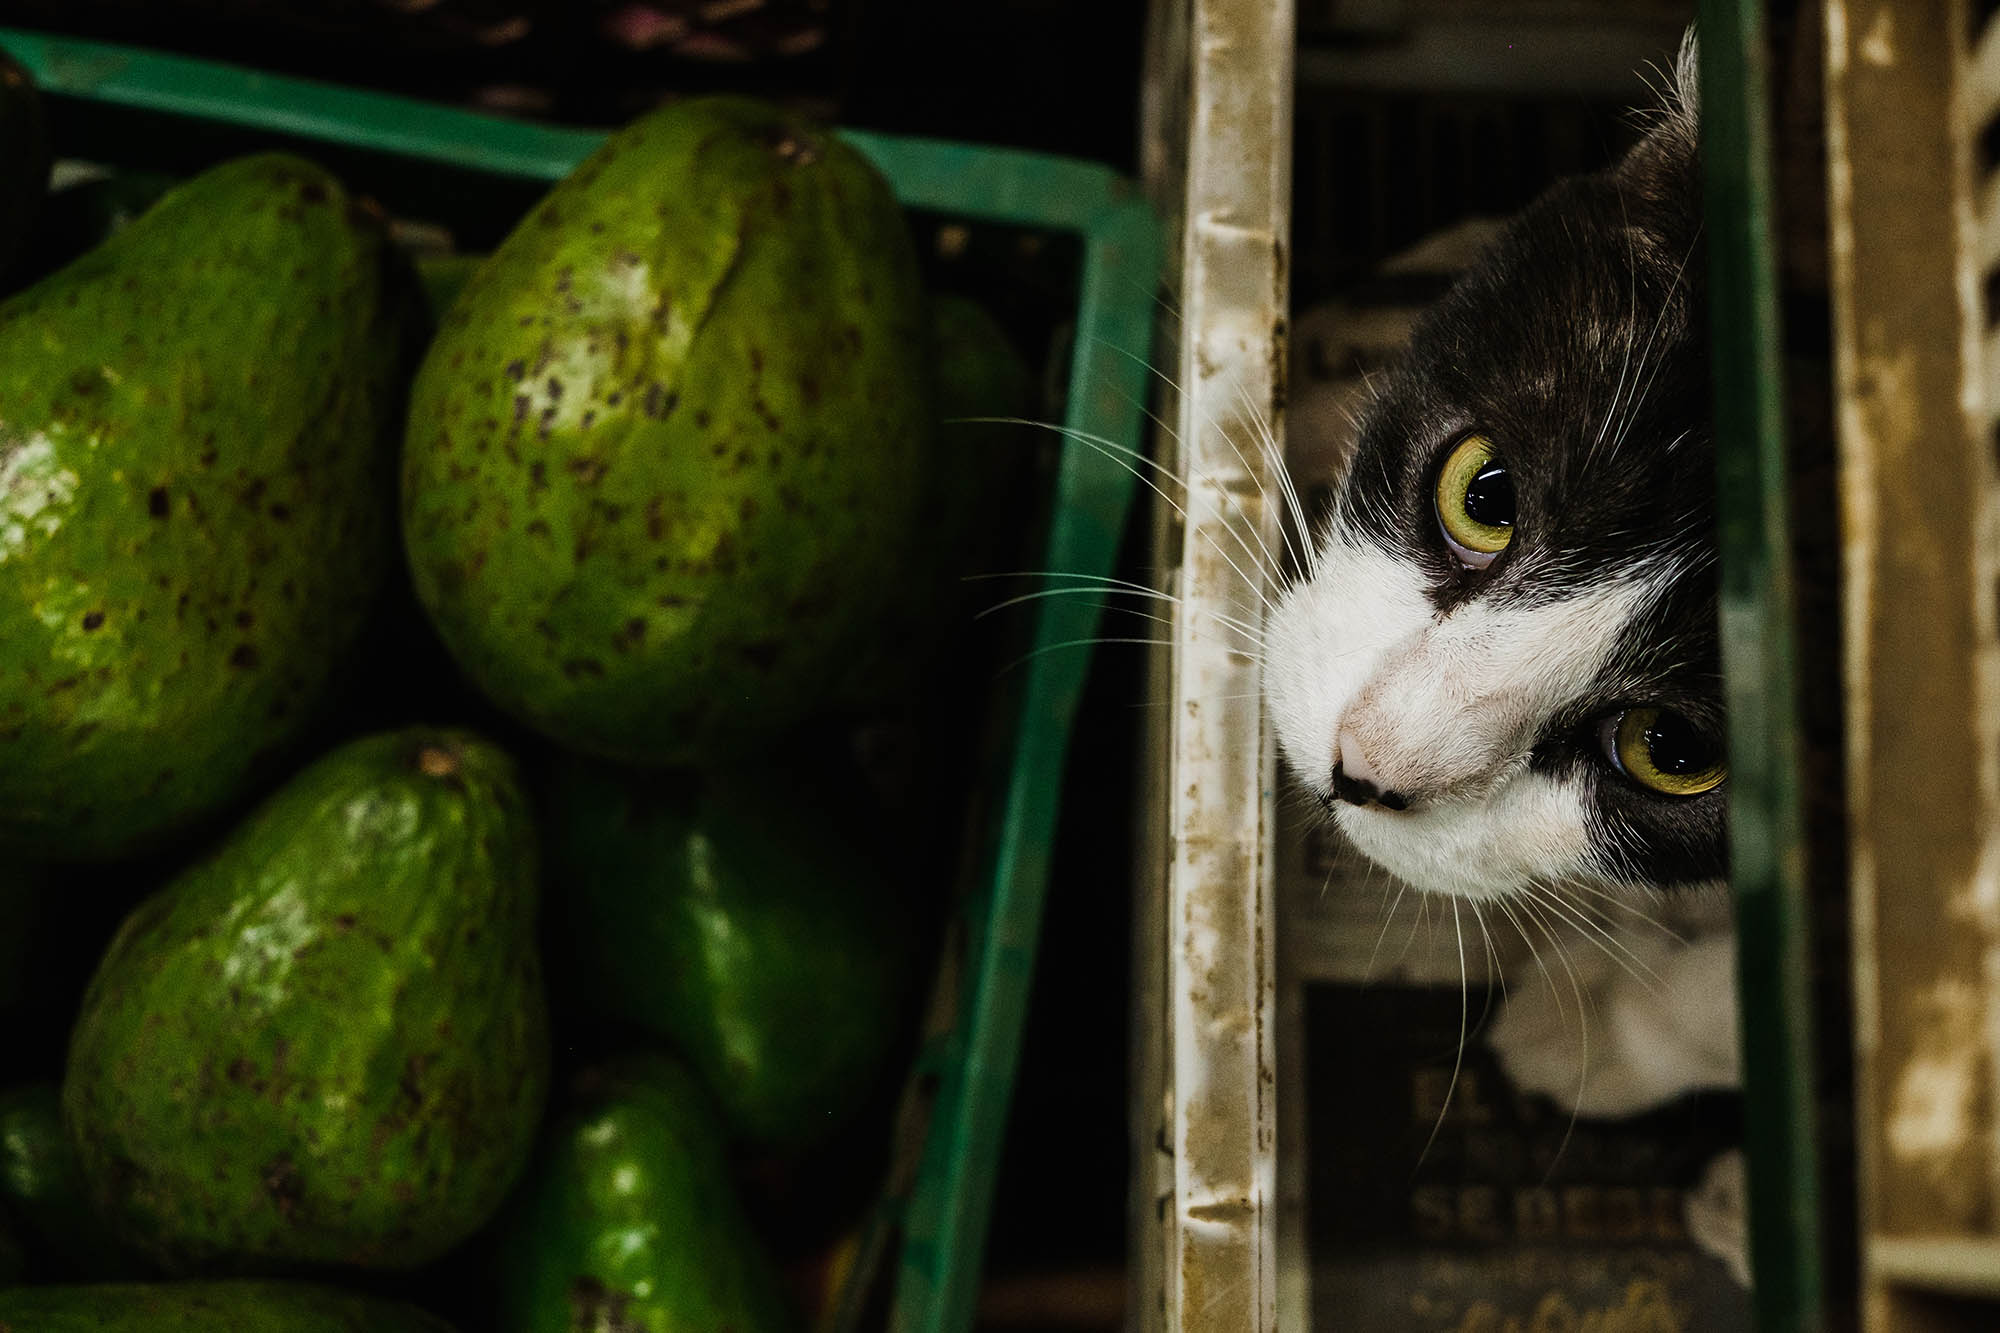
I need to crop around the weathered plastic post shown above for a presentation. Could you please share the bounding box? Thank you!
[1136,0,1293,1328]
[1824,0,2000,1326]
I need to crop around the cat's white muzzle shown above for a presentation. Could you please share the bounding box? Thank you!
[1265,531,1673,901]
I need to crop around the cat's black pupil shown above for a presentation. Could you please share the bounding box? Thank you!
[1463,461,1515,528]
[1643,710,1713,776]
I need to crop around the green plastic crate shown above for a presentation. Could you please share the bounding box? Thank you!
[0,28,1161,1333]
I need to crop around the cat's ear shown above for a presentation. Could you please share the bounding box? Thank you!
[1662,25,1701,158]
[1615,25,1701,204]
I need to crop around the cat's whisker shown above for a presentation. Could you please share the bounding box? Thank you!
[1605,225,1704,461]
[1400,887,1434,971]
[964,569,1267,633]
[1364,882,1409,984]
[1633,58,1670,113]
[992,634,1253,679]
[1318,850,1344,908]
[1524,882,1664,996]
[1240,408,1320,552]
[1129,267,1192,331]
[972,583,1266,648]
[1585,189,1644,475]
[1415,896,1474,1171]
[1358,858,1390,926]
[963,569,1175,594]
[1123,690,1271,710]
[1279,779,1329,821]
[1098,391,1296,594]
[1510,891,1595,1178]
[1061,327,1298,567]
[1470,898,1506,1006]
[1327,390,1368,437]
[1592,818,1680,919]
[1564,878,1688,945]
[957,416,1283,613]
[972,580,1177,618]
[1515,891,1590,1023]
[1127,286,1334,562]
[1520,888,1584,1176]
[1031,601,1263,653]
[1494,894,1563,1024]
[1221,373,1313,574]
[1355,363,1383,404]
[1081,332,1304,582]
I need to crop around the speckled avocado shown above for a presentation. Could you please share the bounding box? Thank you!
[402,96,934,767]
[62,729,549,1272]
[548,757,913,1151]
[0,47,49,277]
[496,1053,793,1333]
[0,1281,458,1330]
[929,294,1034,466]
[0,154,413,860]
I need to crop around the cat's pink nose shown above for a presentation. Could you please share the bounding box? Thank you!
[1332,728,1409,811]
[1336,727,1377,785]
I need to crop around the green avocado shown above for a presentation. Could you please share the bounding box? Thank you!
[933,295,1040,586]
[0,1280,457,1330]
[0,47,49,277]
[497,1053,793,1333]
[402,96,934,767]
[930,294,1035,464]
[0,1083,138,1279]
[548,758,914,1152]
[925,294,1039,606]
[0,154,414,860]
[62,729,549,1272]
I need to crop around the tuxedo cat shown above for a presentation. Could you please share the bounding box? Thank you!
[1266,31,1742,1119]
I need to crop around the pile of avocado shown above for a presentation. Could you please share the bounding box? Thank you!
[0,50,1036,1333]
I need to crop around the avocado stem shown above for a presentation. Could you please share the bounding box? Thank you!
[416,744,461,779]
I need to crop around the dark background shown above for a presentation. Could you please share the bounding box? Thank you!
[0,0,1152,168]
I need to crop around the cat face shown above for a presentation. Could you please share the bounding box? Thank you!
[1265,84,1720,902]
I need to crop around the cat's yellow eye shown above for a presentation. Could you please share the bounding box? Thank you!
[1606,707,1726,796]
[1434,434,1515,567]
